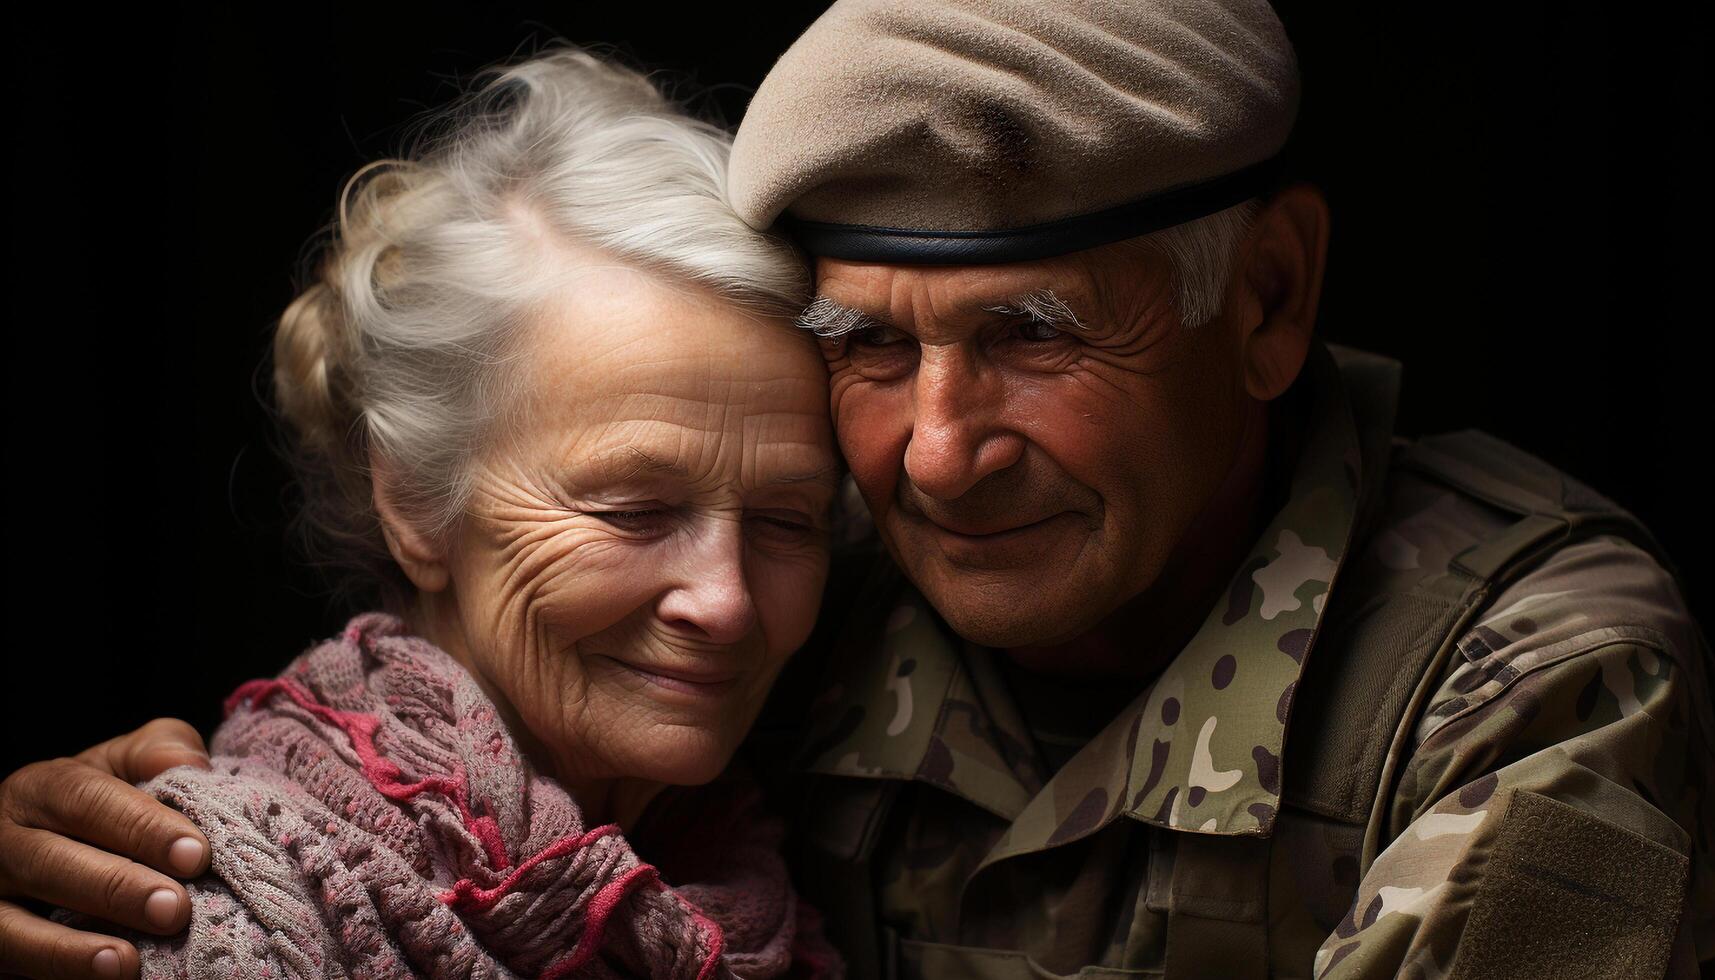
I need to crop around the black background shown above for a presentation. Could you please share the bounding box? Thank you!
[6,3,1710,775]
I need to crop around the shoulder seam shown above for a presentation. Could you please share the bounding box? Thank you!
[1415,627,1675,748]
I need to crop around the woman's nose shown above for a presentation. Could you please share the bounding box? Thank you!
[655,519,758,645]
[903,346,1023,501]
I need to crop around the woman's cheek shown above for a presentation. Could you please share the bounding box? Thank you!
[750,545,830,661]
[518,532,669,640]
[474,531,667,724]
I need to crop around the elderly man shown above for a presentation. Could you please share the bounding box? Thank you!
[2,2,1710,978]
[732,3,1712,977]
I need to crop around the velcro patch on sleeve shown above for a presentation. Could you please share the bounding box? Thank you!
[1450,789,1689,980]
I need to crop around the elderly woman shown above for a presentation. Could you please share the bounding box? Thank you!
[45,46,840,979]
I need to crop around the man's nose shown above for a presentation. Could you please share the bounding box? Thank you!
[656,518,757,645]
[904,345,1023,501]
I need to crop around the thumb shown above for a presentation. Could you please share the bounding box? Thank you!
[105,718,213,782]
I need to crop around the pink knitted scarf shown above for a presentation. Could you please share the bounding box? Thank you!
[75,612,837,979]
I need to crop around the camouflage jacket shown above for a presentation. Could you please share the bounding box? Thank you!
[748,341,1714,979]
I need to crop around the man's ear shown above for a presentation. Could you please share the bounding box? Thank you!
[1229,183,1331,401]
[370,454,450,593]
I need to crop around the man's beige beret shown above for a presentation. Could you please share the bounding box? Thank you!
[730,0,1299,264]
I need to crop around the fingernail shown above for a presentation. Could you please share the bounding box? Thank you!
[167,836,206,875]
[144,887,181,929]
[92,947,122,979]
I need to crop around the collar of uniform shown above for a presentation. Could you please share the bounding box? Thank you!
[797,342,1396,840]
[795,579,1050,820]
[984,341,1382,865]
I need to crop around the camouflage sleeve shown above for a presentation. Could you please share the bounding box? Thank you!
[1313,538,1715,980]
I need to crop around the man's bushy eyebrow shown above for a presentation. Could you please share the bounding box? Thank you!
[982,288,1088,330]
[797,288,1087,337]
[795,296,885,338]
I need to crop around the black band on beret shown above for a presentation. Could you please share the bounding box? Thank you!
[782,156,1285,265]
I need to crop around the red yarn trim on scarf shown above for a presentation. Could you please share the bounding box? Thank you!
[226,671,726,980]
[533,873,727,980]
[673,892,728,980]
[226,678,512,870]
[439,823,623,910]
[537,862,660,979]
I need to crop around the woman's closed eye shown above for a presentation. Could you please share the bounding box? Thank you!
[581,506,822,540]
[746,508,822,544]
[584,507,673,535]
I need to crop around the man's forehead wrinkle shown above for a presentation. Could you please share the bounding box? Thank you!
[927,261,1093,313]
[1082,243,1176,312]
[1087,258,1179,344]
[810,261,1101,337]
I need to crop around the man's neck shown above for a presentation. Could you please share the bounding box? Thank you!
[1005,397,1284,682]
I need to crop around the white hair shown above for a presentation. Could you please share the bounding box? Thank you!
[273,46,809,600]
[983,290,1087,331]
[1137,200,1264,328]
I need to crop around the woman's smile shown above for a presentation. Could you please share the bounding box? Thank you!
[413,253,837,794]
[0,46,850,980]
[594,654,744,699]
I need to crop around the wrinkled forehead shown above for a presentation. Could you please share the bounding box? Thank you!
[558,435,841,500]
[519,269,823,400]
[807,245,1166,332]
[491,272,835,487]
[510,361,839,499]
[814,256,1091,318]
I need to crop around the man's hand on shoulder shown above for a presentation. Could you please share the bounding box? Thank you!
[0,720,212,980]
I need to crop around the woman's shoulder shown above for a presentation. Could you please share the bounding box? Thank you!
[51,873,274,978]
[213,611,512,786]
[53,760,366,977]
[202,611,532,868]
[97,612,554,975]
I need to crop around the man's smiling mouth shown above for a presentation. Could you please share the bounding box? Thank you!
[923,513,1065,538]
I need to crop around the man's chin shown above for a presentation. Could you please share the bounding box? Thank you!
[918,577,1107,649]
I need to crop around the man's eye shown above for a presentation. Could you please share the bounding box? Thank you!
[1016,319,1063,342]
[852,324,909,347]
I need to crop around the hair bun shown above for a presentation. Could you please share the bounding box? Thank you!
[273,276,355,455]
